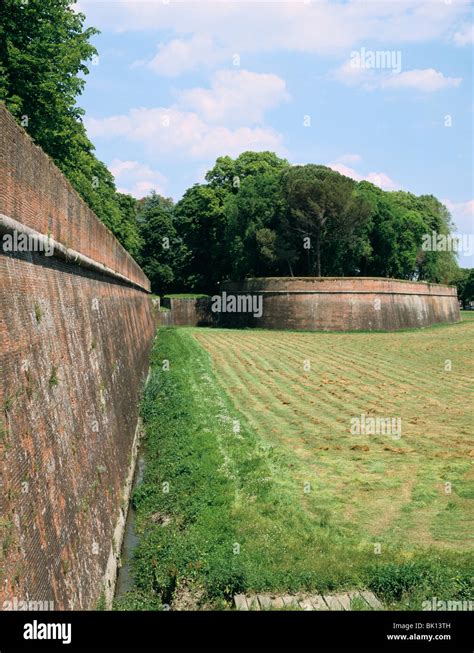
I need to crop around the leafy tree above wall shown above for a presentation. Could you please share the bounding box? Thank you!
[0,0,141,257]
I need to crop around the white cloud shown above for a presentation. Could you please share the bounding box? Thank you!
[332,62,462,92]
[86,68,288,160]
[86,107,285,160]
[109,159,168,198]
[381,69,462,92]
[443,199,474,234]
[330,59,376,89]
[328,156,399,191]
[77,0,472,58]
[364,171,399,191]
[331,59,367,87]
[146,35,226,76]
[177,70,290,124]
[453,24,474,46]
[327,162,364,180]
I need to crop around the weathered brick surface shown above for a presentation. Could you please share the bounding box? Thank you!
[220,277,460,331]
[0,107,154,609]
[159,297,214,327]
[0,104,149,291]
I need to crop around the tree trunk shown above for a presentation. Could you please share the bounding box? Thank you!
[316,233,321,276]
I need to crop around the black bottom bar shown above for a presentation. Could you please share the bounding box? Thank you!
[0,610,472,650]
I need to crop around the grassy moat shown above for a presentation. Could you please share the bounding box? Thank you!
[114,316,473,611]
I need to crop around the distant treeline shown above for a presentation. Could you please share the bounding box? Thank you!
[133,151,465,295]
[1,1,471,302]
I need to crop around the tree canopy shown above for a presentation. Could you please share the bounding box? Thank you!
[0,0,141,256]
[138,156,461,294]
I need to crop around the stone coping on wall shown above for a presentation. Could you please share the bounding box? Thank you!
[0,212,149,292]
[219,277,460,331]
[222,277,457,296]
[0,103,150,291]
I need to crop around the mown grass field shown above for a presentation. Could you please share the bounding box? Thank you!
[115,315,473,611]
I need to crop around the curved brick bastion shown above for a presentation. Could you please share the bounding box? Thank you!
[219,277,460,331]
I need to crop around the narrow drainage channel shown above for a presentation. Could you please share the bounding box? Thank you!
[114,453,145,598]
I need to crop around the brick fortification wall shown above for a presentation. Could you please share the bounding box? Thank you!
[0,105,154,609]
[157,297,214,327]
[220,277,460,331]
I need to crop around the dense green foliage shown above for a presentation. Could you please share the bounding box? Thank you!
[0,0,141,256]
[279,165,371,276]
[140,153,460,293]
[454,268,474,308]
[135,193,185,294]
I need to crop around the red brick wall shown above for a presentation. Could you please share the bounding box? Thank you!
[0,104,149,291]
[220,277,460,331]
[0,107,154,609]
[159,297,214,327]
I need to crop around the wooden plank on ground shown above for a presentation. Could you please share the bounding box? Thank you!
[346,590,368,610]
[247,595,260,610]
[323,594,345,610]
[309,595,329,610]
[282,595,299,608]
[233,590,383,611]
[234,594,249,611]
[298,597,314,611]
[257,594,272,610]
[359,590,383,610]
[333,592,352,610]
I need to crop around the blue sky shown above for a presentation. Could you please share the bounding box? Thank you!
[76,0,473,266]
